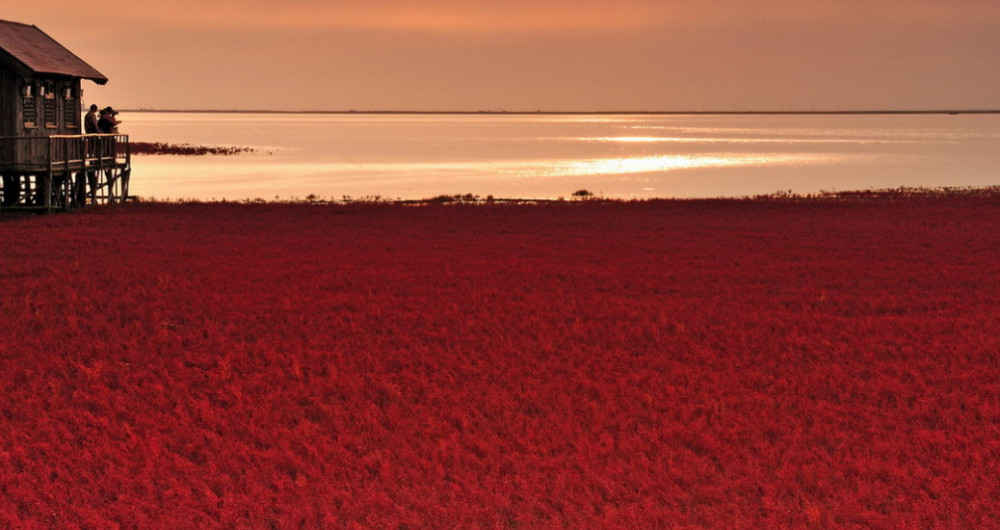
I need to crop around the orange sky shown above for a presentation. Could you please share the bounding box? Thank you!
[6,0,999,111]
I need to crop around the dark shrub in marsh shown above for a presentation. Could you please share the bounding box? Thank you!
[131,142,256,156]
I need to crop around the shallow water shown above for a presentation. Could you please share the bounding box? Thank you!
[121,112,1000,201]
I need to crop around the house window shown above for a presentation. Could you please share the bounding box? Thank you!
[64,100,79,128]
[23,82,37,127]
[63,85,79,127]
[44,82,58,128]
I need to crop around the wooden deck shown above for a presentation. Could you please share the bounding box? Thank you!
[0,134,131,213]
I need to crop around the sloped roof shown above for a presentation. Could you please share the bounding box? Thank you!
[0,19,107,84]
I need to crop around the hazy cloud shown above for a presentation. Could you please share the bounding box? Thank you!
[5,0,999,110]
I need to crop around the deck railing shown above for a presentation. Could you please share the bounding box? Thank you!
[1,134,130,212]
[0,134,129,173]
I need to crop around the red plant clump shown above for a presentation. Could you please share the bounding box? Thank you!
[1,194,999,527]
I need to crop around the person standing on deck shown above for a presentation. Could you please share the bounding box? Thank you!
[77,104,101,205]
[92,107,123,205]
[98,107,120,134]
[84,104,99,134]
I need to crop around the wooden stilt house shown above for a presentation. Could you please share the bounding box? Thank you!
[0,19,130,212]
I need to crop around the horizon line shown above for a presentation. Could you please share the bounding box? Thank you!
[117,108,1000,116]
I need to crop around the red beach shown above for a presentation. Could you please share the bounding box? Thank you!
[1,192,999,527]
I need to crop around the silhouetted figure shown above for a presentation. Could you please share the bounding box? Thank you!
[97,107,120,134]
[93,107,123,205]
[78,104,101,205]
[84,104,99,134]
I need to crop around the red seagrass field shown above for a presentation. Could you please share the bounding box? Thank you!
[1,193,999,527]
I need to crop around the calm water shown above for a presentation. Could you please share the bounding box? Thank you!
[121,112,1000,201]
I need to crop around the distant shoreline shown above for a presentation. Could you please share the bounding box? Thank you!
[118,109,1000,116]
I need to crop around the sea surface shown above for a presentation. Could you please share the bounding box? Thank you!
[121,112,1000,201]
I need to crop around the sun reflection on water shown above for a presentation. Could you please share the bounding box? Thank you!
[126,111,1000,201]
[540,153,833,178]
